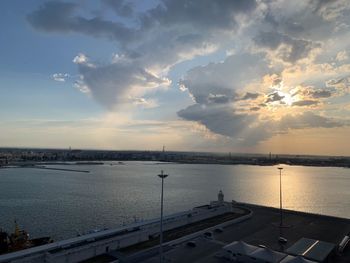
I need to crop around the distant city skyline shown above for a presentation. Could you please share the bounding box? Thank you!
[1,0,350,155]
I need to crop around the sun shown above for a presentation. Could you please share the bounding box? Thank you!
[280,91,293,106]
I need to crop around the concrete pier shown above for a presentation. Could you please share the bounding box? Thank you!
[0,203,349,263]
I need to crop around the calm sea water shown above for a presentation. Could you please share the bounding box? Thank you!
[0,162,349,240]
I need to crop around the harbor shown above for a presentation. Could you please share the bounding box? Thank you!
[2,0,350,262]
[0,192,349,263]
[0,162,349,241]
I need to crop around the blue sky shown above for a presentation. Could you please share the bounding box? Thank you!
[1,0,350,155]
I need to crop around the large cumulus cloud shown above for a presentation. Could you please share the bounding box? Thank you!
[176,49,350,145]
[27,0,350,147]
[27,0,259,110]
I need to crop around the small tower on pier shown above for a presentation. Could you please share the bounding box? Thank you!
[218,190,224,204]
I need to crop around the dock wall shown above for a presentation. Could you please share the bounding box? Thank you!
[0,203,233,263]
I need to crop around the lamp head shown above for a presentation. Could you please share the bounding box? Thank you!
[158,170,168,178]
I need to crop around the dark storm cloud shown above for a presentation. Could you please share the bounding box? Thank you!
[28,0,257,43]
[241,92,260,100]
[279,111,344,129]
[102,0,134,17]
[175,34,204,44]
[292,100,319,107]
[27,0,260,70]
[265,92,284,103]
[310,90,332,98]
[178,104,256,138]
[295,86,336,100]
[27,1,76,32]
[250,106,260,111]
[254,31,319,62]
[207,94,231,104]
[326,77,349,91]
[327,78,346,85]
[27,1,135,42]
[264,11,305,35]
[178,104,346,145]
[312,0,339,12]
[143,0,257,30]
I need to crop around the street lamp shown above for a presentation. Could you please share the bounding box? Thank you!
[158,170,168,263]
[278,167,283,227]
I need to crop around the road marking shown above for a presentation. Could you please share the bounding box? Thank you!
[302,240,319,256]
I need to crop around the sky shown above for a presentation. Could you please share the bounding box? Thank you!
[0,0,350,156]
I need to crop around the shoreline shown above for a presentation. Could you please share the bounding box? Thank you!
[1,159,350,169]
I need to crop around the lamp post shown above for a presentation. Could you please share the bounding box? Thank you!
[278,167,283,227]
[158,170,168,263]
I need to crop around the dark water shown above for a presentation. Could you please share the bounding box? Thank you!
[0,162,349,240]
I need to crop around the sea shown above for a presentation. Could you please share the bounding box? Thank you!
[0,161,349,240]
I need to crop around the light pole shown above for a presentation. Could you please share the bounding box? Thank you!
[278,167,283,227]
[158,170,168,263]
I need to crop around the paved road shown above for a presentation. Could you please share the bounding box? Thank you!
[122,204,350,263]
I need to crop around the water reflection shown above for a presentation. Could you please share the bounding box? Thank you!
[0,162,349,240]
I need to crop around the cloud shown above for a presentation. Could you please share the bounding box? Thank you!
[73,53,89,64]
[295,84,344,100]
[75,55,170,109]
[27,0,350,150]
[176,41,350,146]
[254,31,320,63]
[241,92,260,100]
[176,45,350,146]
[143,0,257,30]
[28,0,257,52]
[177,102,272,146]
[177,52,276,145]
[178,105,347,146]
[250,106,260,111]
[336,50,348,61]
[325,76,350,95]
[130,97,158,109]
[313,0,350,20]
[28,1,261,110]
[179,53,269,105]
[312,0,339,12]
[52,73,69,82]
[27,1,77,32]
[102,0,134,17]
[262,74,283,88]
[207,94,231,104]
[178,104,257,139]
[278,111,345,130]
[265,92,285,103]
[292,99,319,107]
[27,1,135,42]
[309,89,333,98]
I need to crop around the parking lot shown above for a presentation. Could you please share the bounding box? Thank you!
[126,204,350,263]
